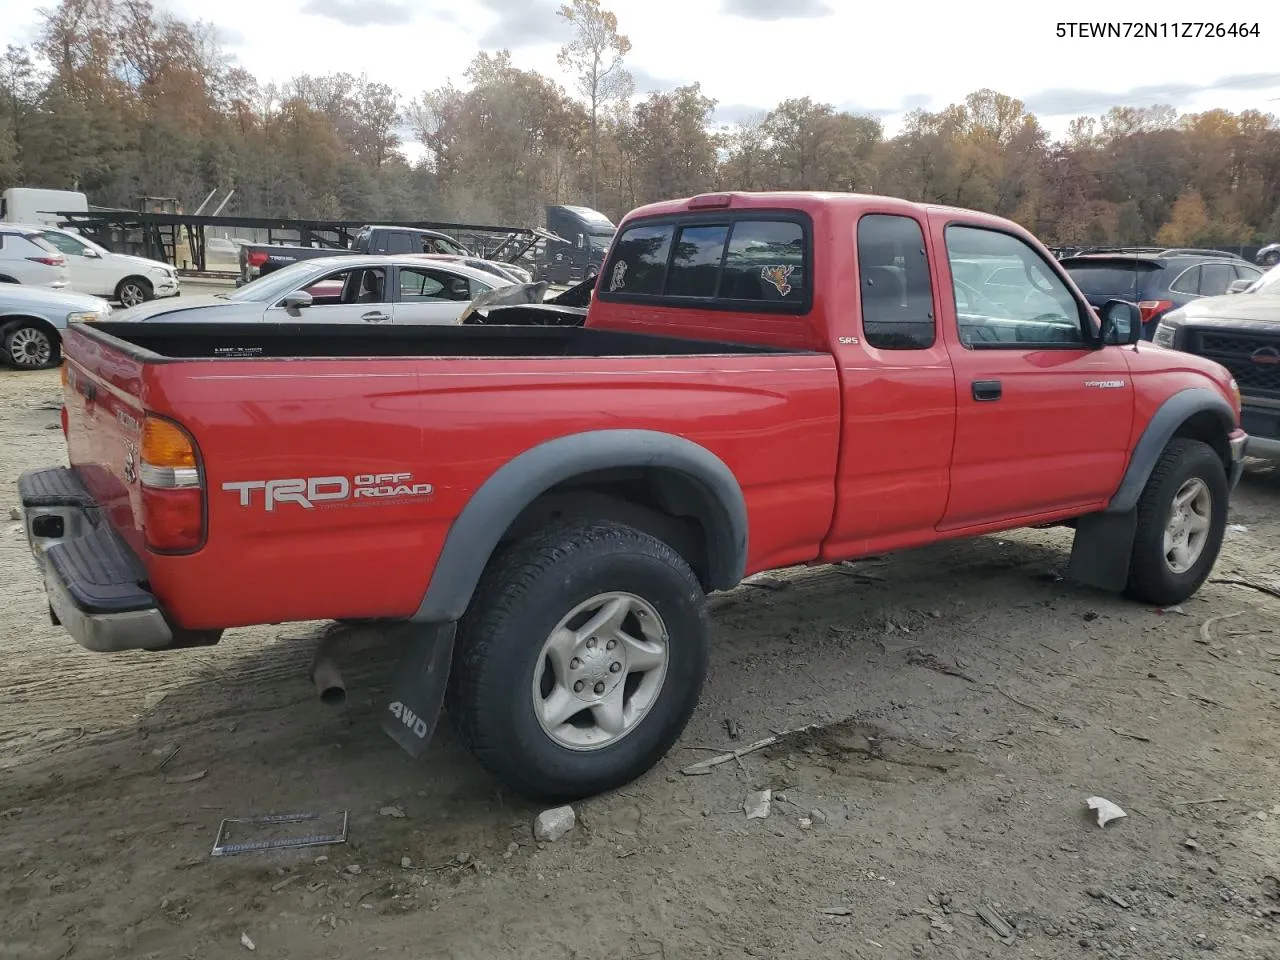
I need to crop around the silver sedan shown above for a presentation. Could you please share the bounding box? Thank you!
[113,255,516,326]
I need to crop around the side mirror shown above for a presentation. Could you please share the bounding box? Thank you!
[281,290,313,315]
[576,233,584,249]
[1226,279,1252,294]
[1100,299,1142,345]
[82,248,101,258]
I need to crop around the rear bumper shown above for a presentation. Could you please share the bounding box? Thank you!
[18,467,213,653]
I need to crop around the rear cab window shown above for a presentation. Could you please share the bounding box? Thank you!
[598,215,809,311]
[856,213,936,350]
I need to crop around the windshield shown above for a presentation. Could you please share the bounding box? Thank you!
[1246,261,1280,295]
[222,260,331,302]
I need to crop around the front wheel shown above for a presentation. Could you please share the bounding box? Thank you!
[1125,438,1228,606]
[116,277,153,308]
[3,322,60,370]
[448,519,709,803]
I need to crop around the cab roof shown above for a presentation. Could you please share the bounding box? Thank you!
[620,191,1016,228]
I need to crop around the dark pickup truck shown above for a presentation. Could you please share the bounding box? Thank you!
[237,225,536,286]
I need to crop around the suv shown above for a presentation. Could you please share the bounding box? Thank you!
[30,224,180,307]
[0,226,69,289]
[1154,259,1280,462]
[1062,251,1264,339]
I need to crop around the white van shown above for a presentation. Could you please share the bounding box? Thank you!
[1,188,89,227]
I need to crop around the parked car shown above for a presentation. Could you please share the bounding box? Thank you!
[1256,242,1280,267]
[237,224,533,286]
[25,223,179,306]
[115,254,514,325]
[21,190,1247,805]
[0,283,111,369]
[413,252,533,285]
[1061,251,1265,339]
[0,225,69,289]
[1153,265,1280,462]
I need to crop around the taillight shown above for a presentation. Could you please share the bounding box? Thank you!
[139,414,204,552]
[1137,300,1174,326]
[28,255,65,267]
[246,251,268,267]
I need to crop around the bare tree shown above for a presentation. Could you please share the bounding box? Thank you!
[556,0,632,206]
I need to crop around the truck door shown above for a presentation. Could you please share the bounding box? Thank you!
[929,213,1135,530]
[822,210,958,560]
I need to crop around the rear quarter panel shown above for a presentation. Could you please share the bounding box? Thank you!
[136,352,841,629]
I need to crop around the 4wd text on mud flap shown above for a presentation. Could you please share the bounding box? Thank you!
[222,473,433,511]
[388,701,429,738]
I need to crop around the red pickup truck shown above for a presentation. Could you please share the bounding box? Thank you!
[20,191,1248,803]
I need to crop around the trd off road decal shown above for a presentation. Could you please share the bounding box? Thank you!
[609,260,628,291]
[761,264,795,296]
[222,472,433,512]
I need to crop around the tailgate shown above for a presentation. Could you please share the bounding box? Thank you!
[61,326,151,556]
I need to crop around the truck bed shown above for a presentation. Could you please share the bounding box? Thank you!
[84,321,804,360]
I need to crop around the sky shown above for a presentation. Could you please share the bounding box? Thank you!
[2,0,1279,157]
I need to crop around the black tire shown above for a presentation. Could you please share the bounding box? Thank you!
[115,276,153,307]
[1124,438,1228,606]
[448,518,709,803]
[3,321,61,370]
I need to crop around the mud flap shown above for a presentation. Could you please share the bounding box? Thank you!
[1067,511,1137,592]
[380,622,456,758]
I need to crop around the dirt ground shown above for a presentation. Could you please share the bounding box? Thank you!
[2,366,1279,960]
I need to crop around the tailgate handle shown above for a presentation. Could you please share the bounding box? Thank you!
[972,379,1002,402]
[361,311,389,323]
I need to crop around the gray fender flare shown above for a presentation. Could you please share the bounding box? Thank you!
[1105,386,1235,515]
[412,429,749,623]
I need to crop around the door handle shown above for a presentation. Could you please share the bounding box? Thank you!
[361,311,389,322]
[972,379,1002,401]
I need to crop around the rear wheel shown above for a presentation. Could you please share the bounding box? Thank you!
[116,277,152,307]
[1124,438,1227,606]
[448,518,709,803]
[3,322,60,370]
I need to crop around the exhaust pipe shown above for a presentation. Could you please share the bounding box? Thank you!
[310,634,347,708]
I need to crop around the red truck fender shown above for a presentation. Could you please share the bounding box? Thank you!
[1069,386,1240,592]
[411,428,750,624]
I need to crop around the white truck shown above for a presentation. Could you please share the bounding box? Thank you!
[1,188,88,227]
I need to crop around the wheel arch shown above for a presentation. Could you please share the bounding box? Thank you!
[413,429,749,623]
[1105,387,1234,515]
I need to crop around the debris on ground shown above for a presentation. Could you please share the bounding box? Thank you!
[1156,605,1189,616]
[744,574,789,591]
[798,816,812,830]
[1086,796,1127,827]
[975,902,1015,943]
[533,806,576,842]
[7,506,19,521]
[1229,524,1248,533]
[744,789,772,820]
[1185,838,1200,850]
[379,805,406,818]
[1199,611,1245,645]
[725,718,740,740]
[400,857,412,868]
[165,769,207,784]
[240,931,256,951]
[345,864,362,875]
[680,723,822,776]
[820,906,852,916]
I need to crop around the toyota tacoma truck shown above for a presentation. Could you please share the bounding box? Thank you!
[19,191,1248,803]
